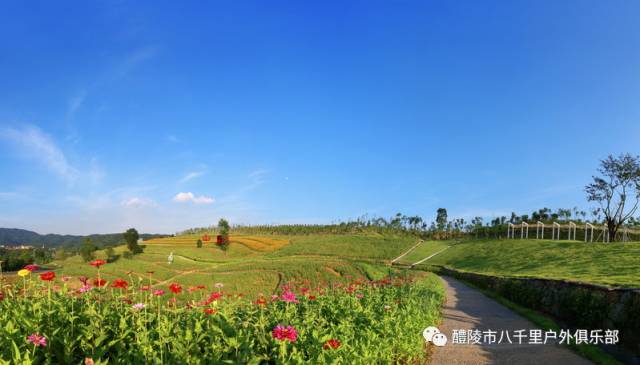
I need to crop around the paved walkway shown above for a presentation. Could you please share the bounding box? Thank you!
[430,276,592,365]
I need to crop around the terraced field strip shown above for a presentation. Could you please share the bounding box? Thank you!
[391,240,423,264]
[412,246,449,266]
[232,236,289,252]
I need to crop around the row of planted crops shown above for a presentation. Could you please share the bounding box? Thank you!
[0,260,444,364]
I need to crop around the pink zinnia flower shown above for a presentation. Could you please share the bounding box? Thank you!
[281,291,299,303]
[78,276,88,284]
[153,289,165,296]
[24,264,39,272]
[27,333,47,347]
[132,303,145,310]
[78,285,92,293]
[272,325,298,342]
[139,285,150,291]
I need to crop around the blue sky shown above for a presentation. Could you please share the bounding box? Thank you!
[1,1,639,234]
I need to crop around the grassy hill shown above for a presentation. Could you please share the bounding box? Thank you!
[0,227,167,247]
[48,233,420,294]
[420,239,640,288]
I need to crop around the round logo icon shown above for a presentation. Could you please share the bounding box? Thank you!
[432,333,448,347]
[422,326,440,342]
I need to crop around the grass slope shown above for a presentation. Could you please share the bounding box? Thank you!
[425,239,640,288]
[48,234,416,295]
[395,240,450,265]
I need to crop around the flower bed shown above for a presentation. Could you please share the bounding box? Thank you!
[0,265,443,364]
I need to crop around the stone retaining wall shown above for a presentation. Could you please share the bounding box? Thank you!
[436,266,640,354]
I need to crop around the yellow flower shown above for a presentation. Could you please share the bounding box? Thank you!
[18,269,31,277]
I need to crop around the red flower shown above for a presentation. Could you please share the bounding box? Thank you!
[255,296,268,306]
[111,279,128,289]
[323,339,341,350]
[93,279,107,287]
[204,308,216,315]
[169,283,182,294]
[272,325,298,342]
[89,260,107,268]
[24,264,39,272]
[0,292,4,301]
[308,295,317,301]
[40,271,55,281]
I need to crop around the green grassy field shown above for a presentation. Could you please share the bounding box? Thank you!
[46,233,415,295]
[394,240,450,265]
[422,239,640,288]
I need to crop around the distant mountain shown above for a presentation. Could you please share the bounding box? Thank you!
[0,228,169,248]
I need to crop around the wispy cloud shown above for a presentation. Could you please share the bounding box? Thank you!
[179,170,205,184]
[67,90,87,117]
[166,134,179,143]
[121,197,157,208]
[118,46,159,77]
[0,125,79,183]
[173,192,214,205]
[0,192,19,201]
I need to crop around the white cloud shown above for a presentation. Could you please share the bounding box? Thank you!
[173,192,214,205]
[0,192,19,200]
[121,197,156,208]
[179,171,205,184]
[166,134,179,143]
[68,90,87,116]
[0,125,79,183]
[118,46,159,78]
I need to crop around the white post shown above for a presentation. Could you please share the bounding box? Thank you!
[585,223,588,242]
[568,222,576,240]
[552,222,560,240]
[538,221,544,239]
[520,222,529,239]
[584,223,593,242]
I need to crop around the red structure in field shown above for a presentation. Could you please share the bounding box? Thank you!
[202,234,211,242]
[216,235,224,245]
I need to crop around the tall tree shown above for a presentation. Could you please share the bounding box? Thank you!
[435,208,448,231]
[585,153,640,241]
[123,228,142,254]
[79,238,97,262]
[218,219,230,251]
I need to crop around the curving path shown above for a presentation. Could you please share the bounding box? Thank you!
[430,276,592,365]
